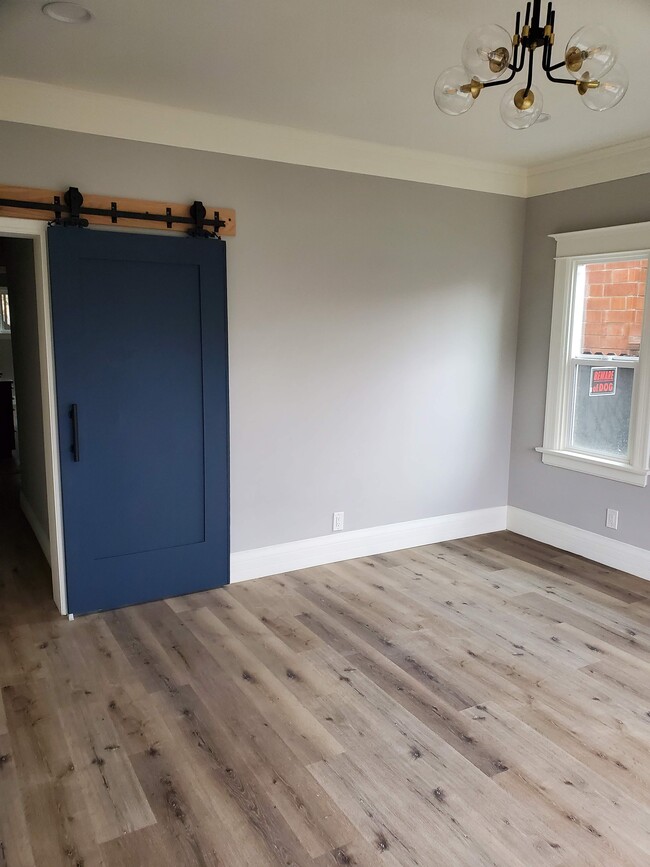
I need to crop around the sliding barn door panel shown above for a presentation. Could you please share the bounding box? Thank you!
[48,229,229,614]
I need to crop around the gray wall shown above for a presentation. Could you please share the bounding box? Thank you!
[0,237,49,541]
[509,173,650,550]
[0,121,524,552]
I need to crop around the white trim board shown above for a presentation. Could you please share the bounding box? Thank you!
[20,491,50,565]
[507,506,650,583]
[1,77,649,199]
[527,136,650,198]
[230,506,507,583]
[0,77,527,198]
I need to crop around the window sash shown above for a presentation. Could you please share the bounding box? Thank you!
[566,357,638,461]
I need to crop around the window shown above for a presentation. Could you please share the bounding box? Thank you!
[540,221,650,486]
[0,266,8,334]
[0,289,10,334]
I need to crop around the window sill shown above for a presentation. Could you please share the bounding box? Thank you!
[535,447,649,487]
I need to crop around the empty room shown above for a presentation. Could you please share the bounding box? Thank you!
[1,0,650,864]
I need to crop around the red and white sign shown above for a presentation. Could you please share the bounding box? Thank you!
[589,367,617,396]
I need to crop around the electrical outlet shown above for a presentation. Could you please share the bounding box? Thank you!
[332,511,344,532]
[606,508,619,530]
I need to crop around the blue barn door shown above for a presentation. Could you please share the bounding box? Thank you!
[48,228,229,614]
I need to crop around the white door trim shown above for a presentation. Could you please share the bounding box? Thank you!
[0,217,67,614]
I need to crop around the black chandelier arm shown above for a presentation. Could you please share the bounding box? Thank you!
[482,70,517,90]
[544,69,578,86]
[505,43,527,76]
[507,9,523,73]
[541,6,563,73]
[514,40,527,74]
[545,1,552,28]
[536,8,575,85]
[541,13,552,67]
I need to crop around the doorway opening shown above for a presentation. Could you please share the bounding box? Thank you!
[0,219,66,615]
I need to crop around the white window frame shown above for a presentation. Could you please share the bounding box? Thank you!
[538,221,650,487]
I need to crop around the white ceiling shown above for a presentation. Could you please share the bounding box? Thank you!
[0,0,648,169]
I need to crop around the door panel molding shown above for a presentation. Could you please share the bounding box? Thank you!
[49,228,230,614]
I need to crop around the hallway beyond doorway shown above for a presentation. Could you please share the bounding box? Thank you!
[0,458,58,629]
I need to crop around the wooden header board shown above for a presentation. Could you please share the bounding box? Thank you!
[0,185,236,236]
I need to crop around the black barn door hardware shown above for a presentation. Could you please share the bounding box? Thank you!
[0,184,236,237]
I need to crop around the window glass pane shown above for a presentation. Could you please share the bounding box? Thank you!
[580,258,647,358]
[570,364,634,458]
[0,290,10,333]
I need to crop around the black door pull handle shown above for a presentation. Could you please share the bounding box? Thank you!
[69,404,80,462]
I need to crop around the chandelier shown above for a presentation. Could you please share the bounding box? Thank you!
[434,0,628,129]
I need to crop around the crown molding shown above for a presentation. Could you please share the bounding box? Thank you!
[0,77,527,197]
[0,77,649,199]
[527,136,650,197]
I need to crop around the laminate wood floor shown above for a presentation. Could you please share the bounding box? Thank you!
[3,475,650,865]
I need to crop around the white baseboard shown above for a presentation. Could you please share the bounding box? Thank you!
[507,506,650,583]
[19,491,51,565]
[230,506,507,583]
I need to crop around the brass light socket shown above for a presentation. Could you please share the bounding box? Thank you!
[488,46,510,74]
[460,78,484,99]
[513,88,535,110]
[565,46,586,73]
[577,79,600,95]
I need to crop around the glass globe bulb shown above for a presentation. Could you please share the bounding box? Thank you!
[565,24,617,81]
[579,61,628,111]
[462,24,512,82]
[499,84,543,130]
[434,66,477,116]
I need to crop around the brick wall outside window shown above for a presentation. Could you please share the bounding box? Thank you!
[582,259,648,356]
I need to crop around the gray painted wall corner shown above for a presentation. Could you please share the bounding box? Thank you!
[509,173,650,551]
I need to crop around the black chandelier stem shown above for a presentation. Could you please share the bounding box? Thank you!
[531,0,541,31]
[523,42,535,97]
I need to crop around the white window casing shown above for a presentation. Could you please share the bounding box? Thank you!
[538,221,650,487]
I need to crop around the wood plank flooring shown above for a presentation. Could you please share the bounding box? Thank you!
[3,475,650,864]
